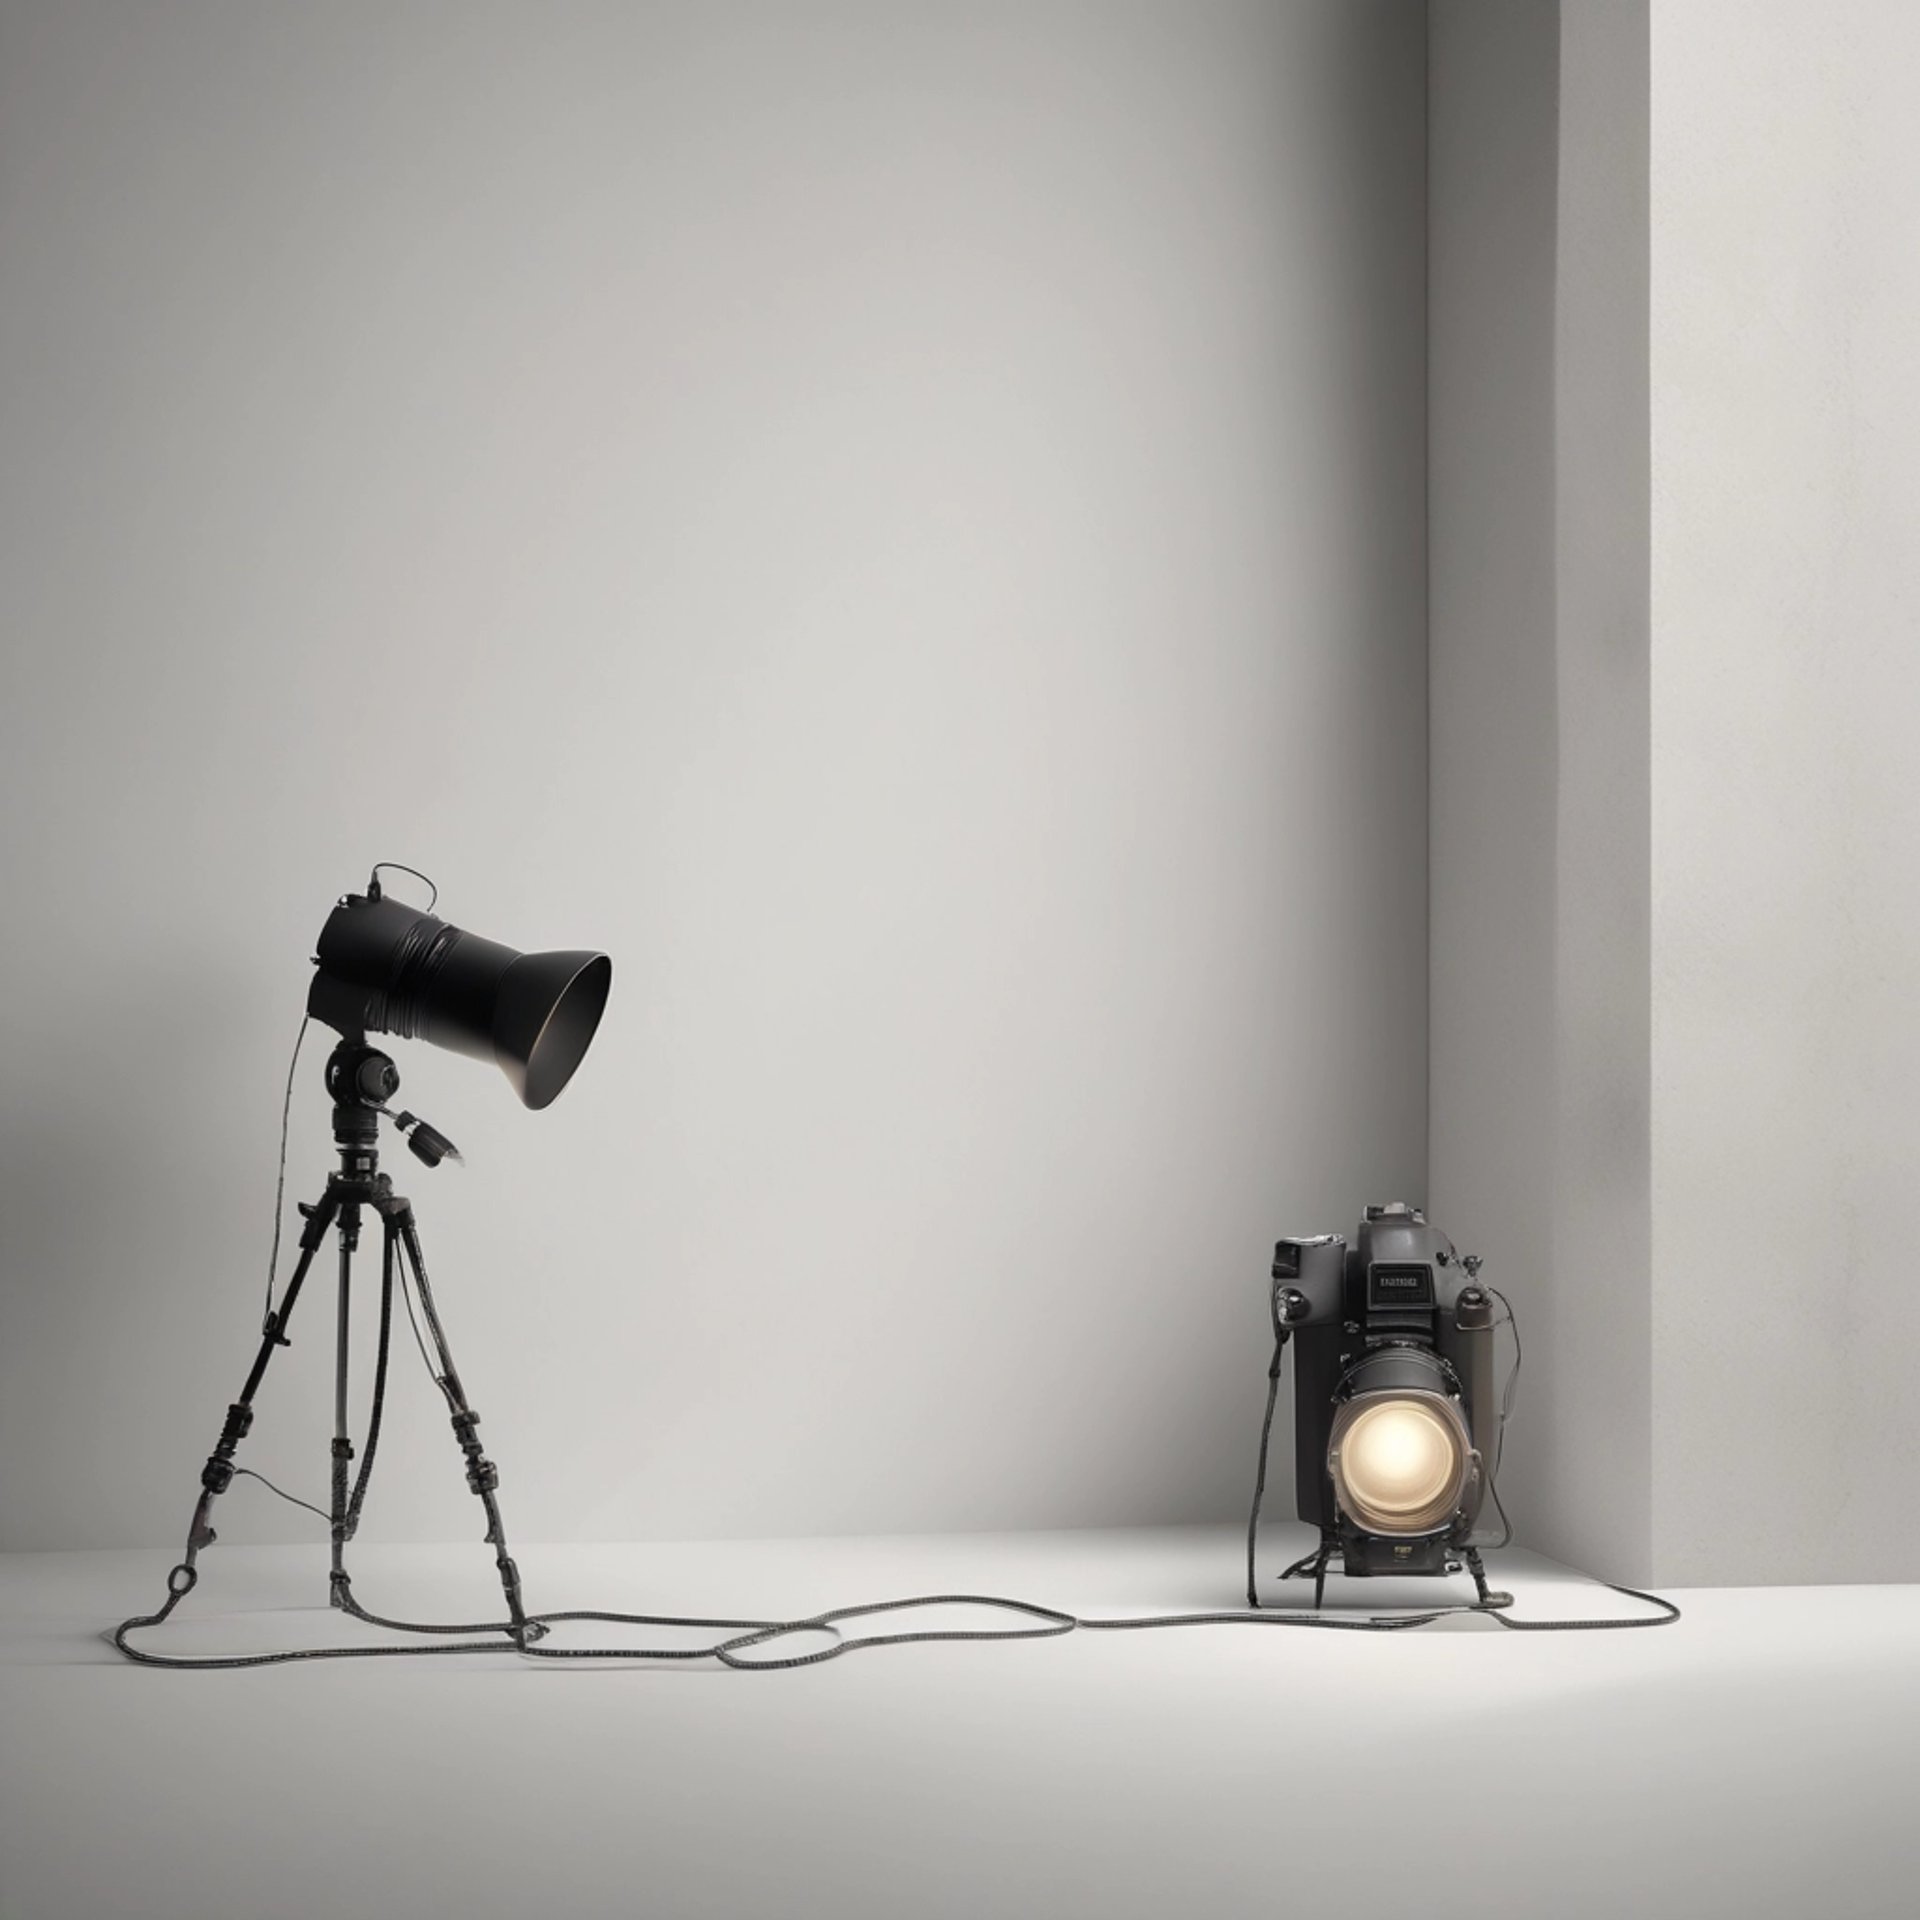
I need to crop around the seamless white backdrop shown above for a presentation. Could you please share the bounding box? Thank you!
[0,1,1428,1550]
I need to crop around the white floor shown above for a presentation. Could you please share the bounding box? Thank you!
[3,1524,1916,1920]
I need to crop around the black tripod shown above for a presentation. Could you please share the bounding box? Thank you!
[120,1039,545,1657]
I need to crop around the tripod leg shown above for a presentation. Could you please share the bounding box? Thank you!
[328,1197,362,1604]
[380,1188,539,1646]
[173,1187,341,1588]
[342,1219,397,1541]
[327,1219,397,1616]
[1464,1544,1513,1610]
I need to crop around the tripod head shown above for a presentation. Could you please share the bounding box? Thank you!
[326,1041,399,1110]
[322,1039,460,1169]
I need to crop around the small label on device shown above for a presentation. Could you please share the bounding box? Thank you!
[1368,1263,1434,1308]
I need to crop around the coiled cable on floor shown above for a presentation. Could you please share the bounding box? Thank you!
[115,1172,1679,1670]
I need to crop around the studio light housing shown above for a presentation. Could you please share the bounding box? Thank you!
[1259,1202,1503,1602]
[307,879,612,1109]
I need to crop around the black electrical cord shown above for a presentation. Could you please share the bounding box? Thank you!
[1243,1320,1289,1605]
[1479,1578,1681,1632]
[1488,1284,1523,1468]
[261,1015,310,1330]
[368,862,438,912]
[1483,1463,1514,1550]
[1480,1285,1522,1548]
[228,1468,333,1527]
[123,1152,1677,1669]
[119,1335,1675,1672]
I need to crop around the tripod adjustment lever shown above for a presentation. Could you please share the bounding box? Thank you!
[393,1111,462,1169]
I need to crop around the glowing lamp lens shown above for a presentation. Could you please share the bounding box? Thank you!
[1330,1394,1470,1535]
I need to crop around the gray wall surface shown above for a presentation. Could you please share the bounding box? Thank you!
[1425,0,1572,1566]
[1429,0,1653,1585]
[1650,0,1920,1583]
[1547,0,1652,1587]
[0,1,1429,1550]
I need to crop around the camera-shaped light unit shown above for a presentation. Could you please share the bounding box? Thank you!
[1274,1203,1495,1577]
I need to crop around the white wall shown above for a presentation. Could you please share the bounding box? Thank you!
[1436,0,1920,1590]
[0,1,1429,1551]
[1651,0,1920,1583]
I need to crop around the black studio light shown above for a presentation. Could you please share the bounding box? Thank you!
[1247,1201,1514,1610]
[115,868,613,1660]
[308,873,611,1111]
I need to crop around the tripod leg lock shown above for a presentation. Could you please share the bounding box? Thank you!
[200,1404,255,1492]
[448,1409,500,1493]
[495,1554,545,1640]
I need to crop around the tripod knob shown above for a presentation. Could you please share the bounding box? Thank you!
[325,1042,400,1108]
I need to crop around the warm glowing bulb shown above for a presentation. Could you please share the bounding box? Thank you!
[1333,1396,1467,1533]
